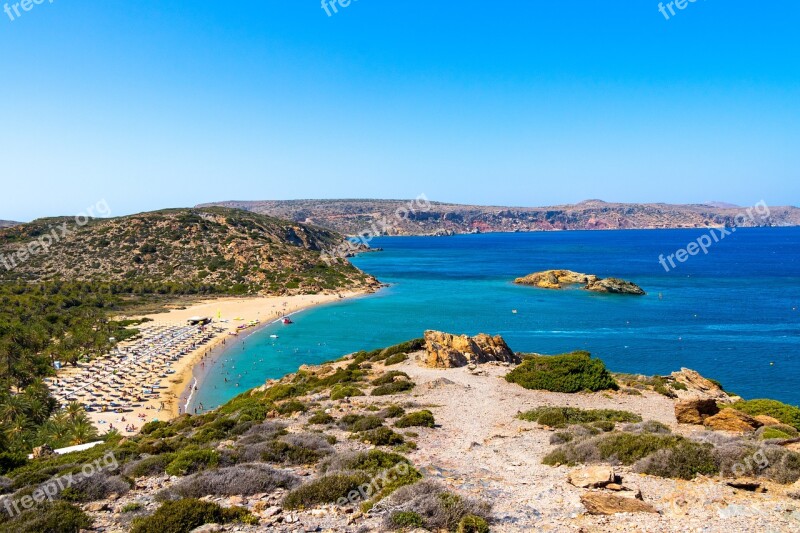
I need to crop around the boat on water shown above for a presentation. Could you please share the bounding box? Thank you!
[270,334,279,339]
[282,317,293,325]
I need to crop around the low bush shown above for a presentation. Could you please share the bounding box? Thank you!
[122,502,144,513]
[633,441,719,479]
[277,400,308,415]
[338,414,384,433]
[165,448,219,477]
[259,434,333,465]
[761,427,795,440]
[372,371,410,386]
[624,420,672,435]
[458,514,491,533]
[361,427,405,446]
[518,407,641,428]
[0,501,92,532]
[58,472,131,502]
[505,352,618,393]
[130,499,256,533]
[380,480,491,532]
[395,410,436,428]
[379,405,406,419]
[389,511,424,528]
[372,381,415,396]
[543,432,686,466]
[732,399,800,430]
[308,411,335,425]
[282,472,371,510]
[330,386,364,400]
[124,454,175,478]
[384,353,409,366]
[162,463,299,499]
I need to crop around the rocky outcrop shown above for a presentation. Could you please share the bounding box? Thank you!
[585,277,646,295]
[703,409,763,433]
[514,270,645,295]
[568,466,615,488]
[580,493,658,515]
[514,270,597,289]
[420,331,521,368]
[675,398,720,425]
[670,368,732,402]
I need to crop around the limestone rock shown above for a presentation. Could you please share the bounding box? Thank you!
[671,368,731,402]
[580,493,658,515]
[420,330,520,368]
[190,525,224,533]
[703,408,763,433]
[675,398,720,425]
[567,466,615,488]
[754,415,783,426]
[514,270,597,289]
[31,445,55,459]
[585,277,646,295]
[514,269,645,295]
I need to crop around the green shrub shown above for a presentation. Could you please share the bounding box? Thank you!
[260,439,328,465]
[0,501,92,532]
[390,511,424,528]
[732,399,800,430]
[543,432,686,466]
[518,407,641,428]
[458,514,490,533]
[372,381,415,396]
[761,427,795,440]
[385,353,409,366]
[372,371,410,386]
[379,405,406,419]
[395,410,436,428]
[130,499,256,533]
[282,472,371,510]
[0,452,28,475]
[165,448,219,476]
[361,427,405,446]
[308,411,335,425]
[634,441,719,479]
[122,502,144,513]
[338,414,384,432]
[330,386,365,400]
[505,352,618,393]
[277,400,308,415]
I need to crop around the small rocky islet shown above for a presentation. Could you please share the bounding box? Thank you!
[514,269,646,295]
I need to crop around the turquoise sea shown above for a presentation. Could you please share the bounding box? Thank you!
[190,228,800,411]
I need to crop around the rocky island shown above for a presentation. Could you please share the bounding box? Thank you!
[514,269,646,295]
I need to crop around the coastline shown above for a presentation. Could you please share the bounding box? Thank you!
[154,291,370,420]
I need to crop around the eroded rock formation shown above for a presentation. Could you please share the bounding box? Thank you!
[419,330,521,368]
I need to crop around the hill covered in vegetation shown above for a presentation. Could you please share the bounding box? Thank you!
[0,207,378,295]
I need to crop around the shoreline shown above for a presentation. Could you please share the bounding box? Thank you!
[158,291,371,420]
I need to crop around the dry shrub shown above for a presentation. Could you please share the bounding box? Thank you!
[160,463,299,499]
[379,480,491,531]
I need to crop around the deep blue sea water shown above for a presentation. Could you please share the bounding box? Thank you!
[191,228,800,411]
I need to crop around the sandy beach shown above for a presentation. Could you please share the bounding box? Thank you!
[46,291,368,436]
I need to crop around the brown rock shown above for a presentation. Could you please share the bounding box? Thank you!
[675,398,720,425]
[580,493,658,515]
[514,269,597,289]
[754,415,783,426]
[671,368,730,402]
[31,445,55,459]
[703,408,763,433]
[585,277,646,295]
[567,466,615,488]
[420,330,520,368]
[84,502,110,512]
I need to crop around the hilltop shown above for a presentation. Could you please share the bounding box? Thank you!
[2,333,799,532]
[199,199,800,236]
[0,207,378,295]
[0,221,19,229]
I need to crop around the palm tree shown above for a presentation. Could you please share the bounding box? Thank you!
[65,402,85,423]
[68,415,99,445]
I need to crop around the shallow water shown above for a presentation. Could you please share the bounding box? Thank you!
[191,228,800,411]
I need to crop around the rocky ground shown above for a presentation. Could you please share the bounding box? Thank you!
[34,332,800,532]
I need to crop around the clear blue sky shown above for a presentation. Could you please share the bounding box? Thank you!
[1,1,798,221]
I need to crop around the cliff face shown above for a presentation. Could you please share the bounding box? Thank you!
[198,199,800,236]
